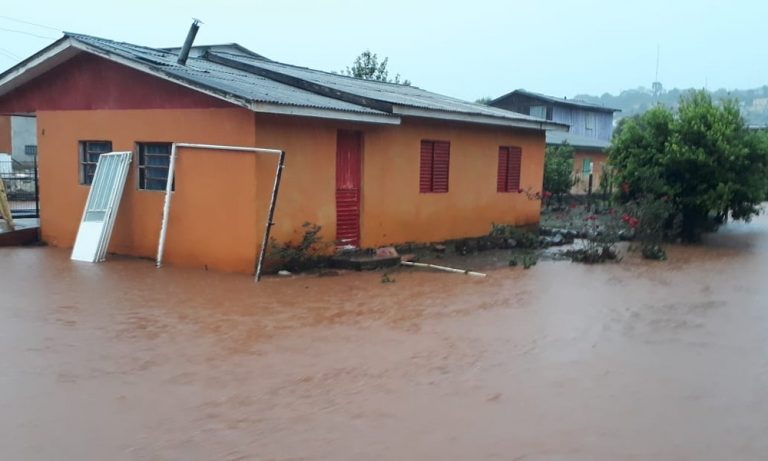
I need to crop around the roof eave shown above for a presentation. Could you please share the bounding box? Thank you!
[69,39,256,110]
[250,102,400,125]
[499,89,620,113]
[548,142,609,151]
[393,106,568,131]
[0,37,74,97]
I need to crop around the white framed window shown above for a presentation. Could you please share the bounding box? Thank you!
[79,140,113,185]
[529,105,547,119]
[585,113,596,134]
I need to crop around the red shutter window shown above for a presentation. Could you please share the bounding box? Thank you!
[420,141,434,193]
[420,140,450,193]
[432,141,450,193]
[497,147,509,192]
[497,146,522,192]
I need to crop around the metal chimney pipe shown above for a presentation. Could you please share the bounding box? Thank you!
[177,19,201,65]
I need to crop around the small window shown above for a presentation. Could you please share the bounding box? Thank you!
[24,145,37,156]
[79,141,113,185]
[497,146,522,193]
[137,142,173,191]
[420,140,450,193]
[585,113,596,134]
[529,105,547,119]
[582,158,593,174]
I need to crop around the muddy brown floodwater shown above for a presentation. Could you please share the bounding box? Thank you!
[2,213,768,460]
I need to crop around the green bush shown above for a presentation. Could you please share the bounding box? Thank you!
[610,90,768,242]
[621,196,678,260]
[543,142,575,206]
[641,244,667,261]
[522,254,538,269]
[565,245,619,264]
[489,224,538,248]
[267,222,331,273]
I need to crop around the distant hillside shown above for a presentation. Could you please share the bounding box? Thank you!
[574,85,768,126]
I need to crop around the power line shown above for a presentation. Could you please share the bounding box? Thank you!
[0,47,20,60]
[0,26,58,40]
[0,53,18,64]
[0,14,61,32]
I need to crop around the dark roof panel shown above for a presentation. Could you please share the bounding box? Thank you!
[66,33,386,115]
[209,51,558,125]
[493,89,620,113]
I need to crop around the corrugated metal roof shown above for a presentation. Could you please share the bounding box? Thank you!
[2,32,566,129]
[161,43,270,60]
[208,51,556,125]
[546,131,611,150]
[66,33,389,116]
[494,89,620,113]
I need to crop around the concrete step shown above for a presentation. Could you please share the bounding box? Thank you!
[0,219,40,246]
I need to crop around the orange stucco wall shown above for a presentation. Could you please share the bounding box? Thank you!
[252,115,545,248]
[572,150,607,194]
[36,109,545,273]
[360,119,544,245]
[0,115,11,153]
[38,108,261,273]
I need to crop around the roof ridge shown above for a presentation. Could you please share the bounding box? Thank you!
[207,51,556,122]
[209,50,419,89]
[512,88,620,112]
[65,32,179,59]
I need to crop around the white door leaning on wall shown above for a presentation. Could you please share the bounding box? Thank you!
[71,152,132,263]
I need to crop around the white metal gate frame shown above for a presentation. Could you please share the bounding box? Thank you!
[155,143,286,282]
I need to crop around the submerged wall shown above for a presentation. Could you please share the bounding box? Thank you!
[35,110,545,273]
[5,51,546,274]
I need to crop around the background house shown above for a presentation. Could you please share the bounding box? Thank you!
[490,89,619,193]
[0,115,36,168]
[0,32,565,273]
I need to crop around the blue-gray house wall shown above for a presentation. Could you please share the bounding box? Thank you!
[489,91,617,145]
[551,106,613,141]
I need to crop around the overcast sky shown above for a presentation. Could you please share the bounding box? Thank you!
[1,0,765,101]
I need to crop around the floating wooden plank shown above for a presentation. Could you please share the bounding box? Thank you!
[401,261,486,277]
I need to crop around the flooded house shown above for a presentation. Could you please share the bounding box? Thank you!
[0,31,565,273]
[490,89,620,194]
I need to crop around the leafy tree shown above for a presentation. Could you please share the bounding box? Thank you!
[342,50,411,85]
[610,90,768,241]
[543,142,575,206]
[475,97,493,105]
[575,85,768,127]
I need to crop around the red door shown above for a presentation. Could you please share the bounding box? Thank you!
[336,130,362,247]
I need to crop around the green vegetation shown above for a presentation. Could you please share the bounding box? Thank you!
[576,85,768,126]
[508,254,538,269]
[565,245,619,264]
[543,142,575,206]
[267,222,331,273]
[610,90,768,242]
[521,254,538,269]
[622,196,678,260]
[489,224,538,248]
[341,50,411,85]
[381,273,396,284]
